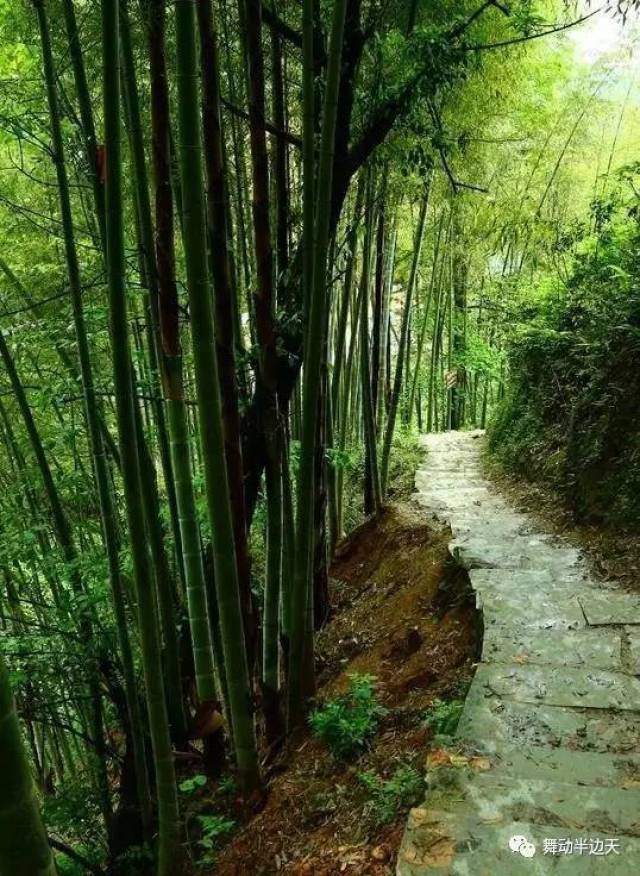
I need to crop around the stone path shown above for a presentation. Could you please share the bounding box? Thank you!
[397,430,640,874]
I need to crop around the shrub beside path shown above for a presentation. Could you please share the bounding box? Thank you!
[397,430,640,875]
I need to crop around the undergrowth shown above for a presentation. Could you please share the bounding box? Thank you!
[341,427,423,534]
[489,176,640,526]
[310,674,387,759]
[358,765,424,826]
[423,697,465,738]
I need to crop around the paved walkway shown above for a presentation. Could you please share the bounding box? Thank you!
[397,431,640,875]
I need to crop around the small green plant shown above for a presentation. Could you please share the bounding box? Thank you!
[358,765,424,825]
[309,674,387,759]
[42,773,103,861]
[423,698,464,737]
[179,774,207,794]
[326,446,356,471]
[195,814,236,866]
[217,774,237,796]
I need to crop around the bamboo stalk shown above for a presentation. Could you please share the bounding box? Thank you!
[174,0,259,790]
[102,1,180,869]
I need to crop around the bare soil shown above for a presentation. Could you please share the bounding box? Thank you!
[189,502,480,876]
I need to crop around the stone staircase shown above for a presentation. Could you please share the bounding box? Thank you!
[397,430,640,874]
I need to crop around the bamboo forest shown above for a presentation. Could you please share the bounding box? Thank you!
[2,0,640,873]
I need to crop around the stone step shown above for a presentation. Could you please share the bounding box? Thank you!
[579,591,640,626]
[398,809,640,875]
[483,627,624,672]
[468,567,601,591]
[466,747,640,789]
[398,758,640,874]
[415,486,493,501]
[400,431,640,874]
[414,495,507,516]
[448,517,536,539]
[414,477,490,493]
[449,772,640,835]
[450,538,582,573]
[457,688,640,755]
[469,662,640,712]
[479,592,585,632]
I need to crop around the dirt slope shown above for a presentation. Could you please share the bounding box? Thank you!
[209,503,480,876]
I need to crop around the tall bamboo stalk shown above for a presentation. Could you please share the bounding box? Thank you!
[61,0,106,252]
[359,177,382,515]
[381,184,429,491]
[119,0,186,604]
[147,0,218,706]
[408,209,445,423]
[288,0,349,727]
[198,0,258,674]
[242,0,286,737]
[33,0,151,830]
[378,215,397,425]
[102,1,180,871]
[336,262,365,537]
[331,176,365,429]
[174,0,259,790]
[445,240,454,431]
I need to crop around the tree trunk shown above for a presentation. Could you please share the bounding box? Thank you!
[241,0,286,739]
[408,210,445,425]
[34,0,151,834]
[288,0,348,729]
[0,654,57,876]
[102,1,180,870]
[359,175,382,516]
[198,0,258,675]
[174,0,259,790]
[381,183,429,492]
[148,0,219,713]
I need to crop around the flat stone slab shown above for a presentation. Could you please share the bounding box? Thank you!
[483,627,624,671]
[627,628,640,676]
[580,592,640,626]
[458,694,640,754]
[469,567,595,600]
[398,811,640,875]
[451,539,581,573]
[452,773,640,835]
[400,430,640,874]
[472,748,640,789]
[475,662,640,712]
[477,590,586,632]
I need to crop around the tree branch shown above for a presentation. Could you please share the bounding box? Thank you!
[345,0,512,175]
[449,0,511,41]
[465,8,601,51]
[48,837,104,875]
[220,97,302,148]
[428,101,488,194]
[261,3,302,48]
[347,3,598,181]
